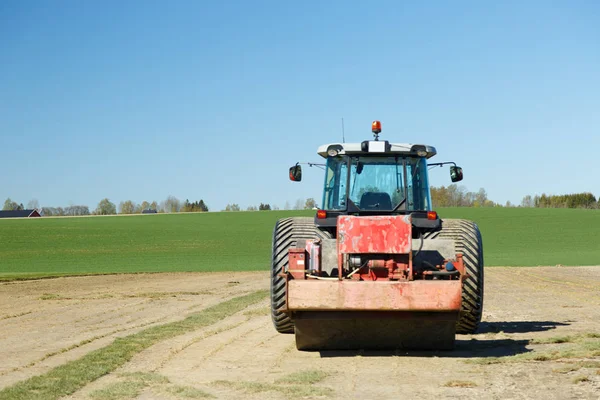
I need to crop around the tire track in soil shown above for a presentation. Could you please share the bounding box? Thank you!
[485,268,600,328]
[156,315,288,384]
[66,305,281,400]
[0,272,267,389]
[5,269,600,399]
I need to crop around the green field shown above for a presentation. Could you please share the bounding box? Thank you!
[0,208,599,279]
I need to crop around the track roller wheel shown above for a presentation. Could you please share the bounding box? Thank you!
[435,219,484,334]
[271,217,331,334]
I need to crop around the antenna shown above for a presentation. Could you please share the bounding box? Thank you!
[341,118,345,143]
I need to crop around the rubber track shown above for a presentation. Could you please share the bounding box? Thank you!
[270,217,331,334]
[430,219,484,334]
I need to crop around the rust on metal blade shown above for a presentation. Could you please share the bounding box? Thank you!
[337,215,412,254]
[287,280,462,311]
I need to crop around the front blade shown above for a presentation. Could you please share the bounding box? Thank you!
[294,311,458,351]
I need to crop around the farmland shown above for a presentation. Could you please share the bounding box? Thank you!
[1,207,599,279]
[1,208,599,399]
[1,268,599,399]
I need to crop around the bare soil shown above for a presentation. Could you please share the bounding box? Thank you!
[1,267,599,399]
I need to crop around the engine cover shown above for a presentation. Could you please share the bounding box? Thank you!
[337,215,412,254]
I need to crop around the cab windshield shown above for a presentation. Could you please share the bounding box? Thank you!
[322,156,432,212]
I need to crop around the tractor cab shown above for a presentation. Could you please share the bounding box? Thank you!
[289,121,464,232]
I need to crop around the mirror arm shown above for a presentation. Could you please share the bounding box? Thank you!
[298,162,326,170]
[298,162,326,167]
[427,161,457,168]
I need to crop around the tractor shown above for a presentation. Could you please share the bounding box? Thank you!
[270,121,484,351]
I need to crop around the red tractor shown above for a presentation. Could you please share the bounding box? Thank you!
[271,121,484,350]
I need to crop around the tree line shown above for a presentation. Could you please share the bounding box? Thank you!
[520,192,598,209]
[5,190,597,217]
[431,186,598,209]
[223,198,318,212]
[429,185,496,207]
[2,196,210,216]
[114,196,211,214]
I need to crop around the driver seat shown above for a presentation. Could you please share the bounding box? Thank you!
[359,192,393,210]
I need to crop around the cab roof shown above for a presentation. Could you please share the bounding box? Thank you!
[317,142,437,159]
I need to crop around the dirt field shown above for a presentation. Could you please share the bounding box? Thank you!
[1,267,599,399]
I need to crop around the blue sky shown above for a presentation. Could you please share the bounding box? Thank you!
[1,1,599,211]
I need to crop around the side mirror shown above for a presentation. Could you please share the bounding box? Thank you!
[450,166,463,182]
[289,164,302,182]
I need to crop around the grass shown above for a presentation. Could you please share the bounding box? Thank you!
[243,306,270,317]
[571,376,590,384]
[89,373,213,400]
[0,311,32,320]
[212,369,332,397]
[117,372,170,385]
[275,369,329,385]
[166,385,214,399]
[0,290,267,400]
[0,208,599,279]
[213,380,333,397]
[467,332,600,365]
[437,207,600,267]
[38,291,214,301]
[532,333,600,345]
[89,381,146,400]
[125,291,213,299]
[443,380,478,388]
[39,293,69,300]
[553,361,600,374]
[531,336,575,344]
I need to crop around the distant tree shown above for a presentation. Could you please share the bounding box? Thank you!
[18,203,24,210]
[181,199,190,212]
[294,198,304,210]
[474,188,488,208]
[41,207,53,216]
[430,185,499,207]
[454,185,468,207]
[430,186,449,207]
[134,200,158,213]
[529,192,597,209]
[27,199,40,210]
[505,200,513,208]
[304,198,317,209]
[272,205,280,210]
[119,200,136,214]
[284,201,291,210]
[181,199,209,212]
[247,205,258,211]
[198,199,209,212]
[65,205,76,216]
[3,198,18,210]
[225,203,241,211]
[65,205,90,216]
[95,198,117,215]
[41,205,88,217]
[259,203,271,211]
[521,195,534,208]
[134,200,151,213]
[163,196,181,213]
